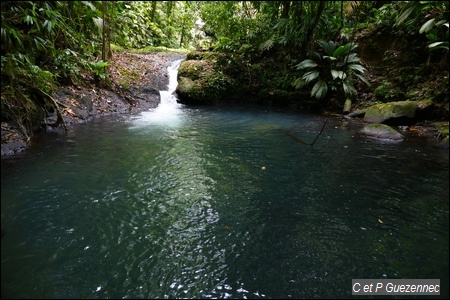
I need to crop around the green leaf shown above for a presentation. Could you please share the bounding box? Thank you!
[93,17,104,32]
[333,44,350,58]
[395,6,415,26]
[318,40,336,55]
[81,1,96,11]
[292,77,306,89]
[428,42,448,50]
[302,70,320,84]
[323,55,337,61]
[343,53,360,64]
[348,63,366,73]
[355,73,371,87]
[419,18,435,34]
[311,80,328,100]
[343,81,356,97]
[426,33,436,41]
[331,70,346,80]
[259,39,274,51]
[23,15,34,25]
[296,59,317,70]
[44,20,52,33]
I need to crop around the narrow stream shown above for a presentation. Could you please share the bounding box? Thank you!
[1,60,448,299]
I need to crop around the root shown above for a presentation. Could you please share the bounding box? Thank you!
[33,88,68,132]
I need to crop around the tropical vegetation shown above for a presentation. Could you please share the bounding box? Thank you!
[1,1,448,141]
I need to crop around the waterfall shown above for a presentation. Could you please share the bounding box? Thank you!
[159,58,184,108]
[132,58,184,127]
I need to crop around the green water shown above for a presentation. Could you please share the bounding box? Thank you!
[1,103,448,299]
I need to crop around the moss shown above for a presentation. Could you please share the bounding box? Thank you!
[177,76,205,100]
[131,46,188,54]
[364,100,417,123]
[186,51,218,60]
[391,101,417,117]
[361,123,404,141]
[116,68,141,90]
[176,57,236,104]
[432,121,449,138]
[416,98,434,109]
[178,60,208,80]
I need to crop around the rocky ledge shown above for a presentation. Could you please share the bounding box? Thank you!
[1,51,186,157]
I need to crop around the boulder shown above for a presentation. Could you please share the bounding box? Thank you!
[360,123,404,141]
[362,100,434,124]
[175,57,233,105]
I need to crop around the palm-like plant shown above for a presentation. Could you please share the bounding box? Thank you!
[293,40,371,101]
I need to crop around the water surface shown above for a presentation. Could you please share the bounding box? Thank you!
[1,61,448,299]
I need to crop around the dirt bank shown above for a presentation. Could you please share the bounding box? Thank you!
[1,51,186,157]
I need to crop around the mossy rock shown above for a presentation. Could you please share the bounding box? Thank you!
[360,123,404,141]
[363,100,434,124]
[176,76,210,104]
[176,59,235,104]
[177,60,209,80]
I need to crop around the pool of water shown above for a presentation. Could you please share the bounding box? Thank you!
[1,60,449,298]
[2,102,448,299]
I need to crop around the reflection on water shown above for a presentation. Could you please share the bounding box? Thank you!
[1,61,448,299]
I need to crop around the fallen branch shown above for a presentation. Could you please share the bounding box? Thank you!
[33,88,68,132]
[279,114,329,146]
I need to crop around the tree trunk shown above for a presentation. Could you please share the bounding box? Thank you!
[281,1,291,19]
[179,27,185,48]
[292,1,303,25]
[101,1,106,62]
[150,1,157,22]
[300,1,324,59]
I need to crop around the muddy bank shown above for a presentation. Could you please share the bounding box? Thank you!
[1,51,186,157]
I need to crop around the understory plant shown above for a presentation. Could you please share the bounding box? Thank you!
[293,40,371,102]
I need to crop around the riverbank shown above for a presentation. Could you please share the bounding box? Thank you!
[1,49,448,158]
[1,51,186,157]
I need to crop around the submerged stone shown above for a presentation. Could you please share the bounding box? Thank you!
[360,123,404,141]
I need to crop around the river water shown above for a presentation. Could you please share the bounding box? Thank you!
[1,60,448,299]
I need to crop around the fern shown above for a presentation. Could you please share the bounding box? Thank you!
[259,38,274,52]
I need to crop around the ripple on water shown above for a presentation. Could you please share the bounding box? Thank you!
[1,99,448,298]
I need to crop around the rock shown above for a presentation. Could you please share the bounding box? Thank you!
[175,57,231,105]
[347,108,366,118]
[1,51,187,158]
[176,76,210,104]
[343,99,352,114]
[435,136,449,149]
[362,99,434,124]
[360,123,404,141]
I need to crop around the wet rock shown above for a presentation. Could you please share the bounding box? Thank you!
[1,52,186,158]
[362,99,434,124]
[360,123,404,141]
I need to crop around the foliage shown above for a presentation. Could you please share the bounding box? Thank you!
[112,2,164,49]
[293,40,370,101]
[373,79,405,102]
[394,1,448,60]
[1,1,106,136]
[1,1,449,139]
[89,60,109,81]
[419,17,449,53]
